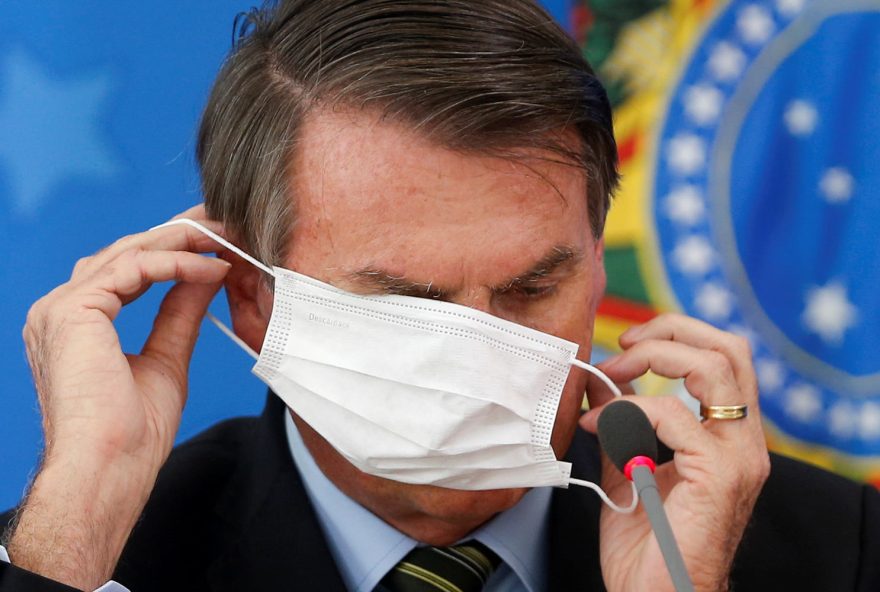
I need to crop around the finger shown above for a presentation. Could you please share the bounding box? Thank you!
[581,395,714,457]
[585,362,635,410]
[71,220,228,281]
[600,340,749,407]
[170,203,207,221]
[620,313,757,394]
[68,251,231,324]
[109,251,230,303]
[140,280,224,404]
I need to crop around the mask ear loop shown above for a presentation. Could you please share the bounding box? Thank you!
[206,313,260,361]
[570,479,638,513]
[567,358,638,513]
[151,217,269,361]
[151,218,275,276]
[570,357,623,398]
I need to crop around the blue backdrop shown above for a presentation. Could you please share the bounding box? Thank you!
[0,0,570,513]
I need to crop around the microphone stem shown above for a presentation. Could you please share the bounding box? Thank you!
[631,465,695,592]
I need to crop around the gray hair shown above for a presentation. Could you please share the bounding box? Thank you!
[197,0,619,267]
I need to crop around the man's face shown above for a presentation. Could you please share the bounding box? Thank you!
[275,108,605,542]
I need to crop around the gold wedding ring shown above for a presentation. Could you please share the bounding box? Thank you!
[700,404,749,421]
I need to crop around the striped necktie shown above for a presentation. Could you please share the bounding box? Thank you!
[375,540,502,592]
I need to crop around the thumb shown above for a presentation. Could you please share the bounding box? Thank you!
[579,405,602,434]
[141,279,225,396]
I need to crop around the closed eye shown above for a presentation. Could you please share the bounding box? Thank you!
[505,283,558,300]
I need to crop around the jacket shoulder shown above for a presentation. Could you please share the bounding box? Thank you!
[0,415,262,591]
[0,416,258,528]
[115,415,262,589]
[150,415,260,501]
[732,452,880,591]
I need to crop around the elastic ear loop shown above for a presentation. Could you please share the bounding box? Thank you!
[568,358,638,513]
[152,218,274,275]
[570,479,638,513]
[571,358,623,398]
[152,218,640,512]
[151,217,266,361]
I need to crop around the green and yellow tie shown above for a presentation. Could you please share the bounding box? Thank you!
[375,540,502,592]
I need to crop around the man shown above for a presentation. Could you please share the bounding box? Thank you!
[1,1,878,591]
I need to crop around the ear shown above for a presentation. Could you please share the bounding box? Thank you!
[222,251,273,354]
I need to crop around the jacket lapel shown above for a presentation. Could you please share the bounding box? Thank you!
[206,395,607,591]
[548,428,607,591]
[207,393,348,592]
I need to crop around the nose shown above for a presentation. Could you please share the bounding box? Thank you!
[452,286,494,315]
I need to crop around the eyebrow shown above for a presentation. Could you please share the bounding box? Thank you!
[491,245,583,292]
[348,245,583,299]
[347,269,447,299]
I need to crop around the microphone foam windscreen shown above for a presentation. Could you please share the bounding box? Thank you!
[597,400,658,472]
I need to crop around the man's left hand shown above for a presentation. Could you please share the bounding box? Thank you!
[580,313,771,592]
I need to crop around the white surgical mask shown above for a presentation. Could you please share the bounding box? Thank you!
[156,219,636,513]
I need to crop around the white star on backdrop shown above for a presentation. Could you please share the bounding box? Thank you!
[784,99,819,136]
[819,167,855,203]
[755,358,786,393]
[776,0,806,17]
[828,402,858,438]
[684,84,724,126]
[802,281,859,345]
[708,42,747,81]
[0,48,119,216]
[737,5,775,45]
[785,383,822,423]
[695,283,734,321]
[672,235,715,276]
[666,134,706,176]
[664,185,705,226]
[860,404,880,440]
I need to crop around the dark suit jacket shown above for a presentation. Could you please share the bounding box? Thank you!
[3,393,880,591]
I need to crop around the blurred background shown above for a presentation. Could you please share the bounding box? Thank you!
[1,0,878,510]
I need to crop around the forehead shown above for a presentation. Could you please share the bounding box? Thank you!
[285,108,590,285]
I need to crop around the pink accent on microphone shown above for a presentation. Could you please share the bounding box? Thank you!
[624,456,657,481]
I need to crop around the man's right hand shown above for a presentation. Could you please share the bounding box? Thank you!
[6,205,230,591]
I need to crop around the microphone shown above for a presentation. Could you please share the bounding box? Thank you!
[597,400,695,592]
